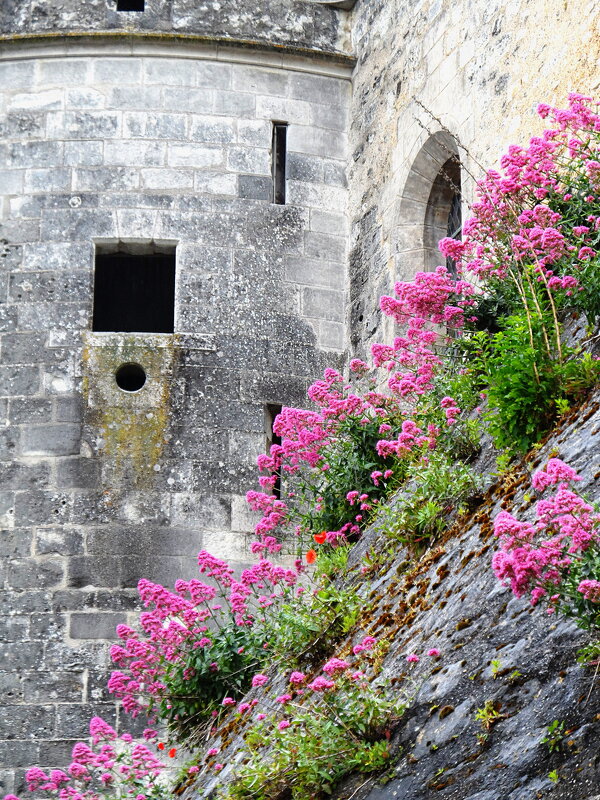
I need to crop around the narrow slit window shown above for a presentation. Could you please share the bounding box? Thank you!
[93,245,176,333]
[117,0,145,11]
[265,403,283,499]
[272,123,288,205]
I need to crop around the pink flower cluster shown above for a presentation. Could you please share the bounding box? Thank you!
[108,552,298,720]
[11,718,165,800]
[452,94,600,295]
[492,459,600,620]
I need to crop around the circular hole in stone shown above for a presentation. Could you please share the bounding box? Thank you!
[115,362,147,393]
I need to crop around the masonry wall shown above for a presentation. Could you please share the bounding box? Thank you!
[347,0,600,358]
[0,38,351,796]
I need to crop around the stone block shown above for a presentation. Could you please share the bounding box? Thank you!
[141,168,193,191]
[311,101,349,132]
[8,88,63,111]
[232,66,288,96]
[36,528,84,556]
[63,140,103,167]
[7,557,65,590]
[55,704,116,740]
[92,58,143,84]
[38,59,90,86]
[323,160,347,187]
[144,59,197,86]
[255,95,312,125]
[104,140,166,166]
[132,112,187,140]
[0,111,46,139]
[316,319,345,351]
[39,209,117,242]
[237,174,272,201]
[213,91,255,117]
[310,209,347,235]
[302,286,345,322]
[0,61,35,90]
[288,125,347,160]
[0,640,45,672]
[13,490,71,526]
[87,524,203,557]
[0,461,50,491]
[0,169,24,195]
[190,115,236,144]
[23,672,85,703]
[0,529,32,558]
[73,167,140,192]
[70,612,126,640]
[0,307,18,333]
[196,62,232,89]
[0,216,40,243]
[22,242,92,272]
[0,365,39,396]
[0,427,20,459]
[0,672,24,704]
[160,87,214,113]
[65,88,106,109]
[0,615,29,643]
[1,332,47,364]
[304,230,346,262]
[8,398,52,424]
[110,86,163,109]
[54,396,83,422]
[167,142,223,168]
[289,73,343,107]
[20,424,81,457]
[238,119,271,146]
[0,703,55,739]
[46,111,119,140]
[170,492,231,530]
[287,152,324,183]
[55,458,100,489]
[24,168,72,193]
[67,555,123,589]
[194,171,237,196]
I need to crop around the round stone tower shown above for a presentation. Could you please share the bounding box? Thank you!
[0,1,353,793]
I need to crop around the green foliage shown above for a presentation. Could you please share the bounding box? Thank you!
[224,676,404,800]
[474,700,504,730]
[379,452,483,548]
[468,314,600,453]
[541,720,566,753]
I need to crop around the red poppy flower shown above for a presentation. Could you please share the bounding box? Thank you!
[169,748,177,758]
[157,742,165,751]
[313,531,327,544]
[306,549,317,564]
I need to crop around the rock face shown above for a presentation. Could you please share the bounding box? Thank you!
[185,392,600,800]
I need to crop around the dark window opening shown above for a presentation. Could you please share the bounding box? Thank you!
[93,245,176,333]
[424,154,462,274]
[117,0,145,11]
[265,403,283,499]
[115,363,146,392]
[272,123,288,205]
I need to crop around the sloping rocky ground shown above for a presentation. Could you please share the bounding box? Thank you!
[185,387,600,800]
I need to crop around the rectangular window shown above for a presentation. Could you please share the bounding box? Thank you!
[117,0,145,11]
[265,403,283,499]
[272,123,288,205]
[92,244,176,333]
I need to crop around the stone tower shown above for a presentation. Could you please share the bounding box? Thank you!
[0,1,353,792]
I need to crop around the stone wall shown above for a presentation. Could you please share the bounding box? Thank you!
[0,38,351,796]
[347,0,600,358]
[0,0,351,59]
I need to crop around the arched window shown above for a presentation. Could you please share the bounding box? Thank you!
[395,131,462,281]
